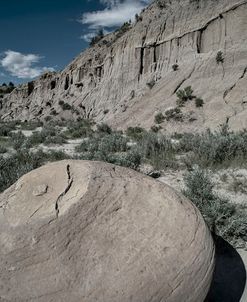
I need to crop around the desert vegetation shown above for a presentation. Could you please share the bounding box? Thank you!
[184,168,247,245]
[0,119,246,246]
[216,50,224,64]
[89,29,104,46]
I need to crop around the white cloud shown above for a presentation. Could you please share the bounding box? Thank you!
[0,50,55,79]
[80,29,110,42]
[99,0,121,7]
[81,0,151,29]
[81,32,97,42]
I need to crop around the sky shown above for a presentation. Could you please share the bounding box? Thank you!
[0,0,150,85]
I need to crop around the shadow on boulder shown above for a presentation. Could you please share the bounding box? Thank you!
[206,236,246,302]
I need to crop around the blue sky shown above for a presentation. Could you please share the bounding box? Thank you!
[0,0,150,85]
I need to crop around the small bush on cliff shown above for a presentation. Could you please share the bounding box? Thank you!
[97,123,112,134]
[176,86,194,107]
[216,51,224,64]
[165,108,183,121]
[195,97,204,107]
[60,102,72,111]
[90,29,104,47]
[154,113,165,124]
[116,21,131,38]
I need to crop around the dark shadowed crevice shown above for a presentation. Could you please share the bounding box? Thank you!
[64,75,70,90]
[28,81,34,96]
[50,80,56,90]
[139,47,144,79]
[205,236,246,302]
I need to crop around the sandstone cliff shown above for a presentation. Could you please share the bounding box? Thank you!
[1,0,247,132]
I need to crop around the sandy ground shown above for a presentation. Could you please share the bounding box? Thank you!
[38,138,85,157]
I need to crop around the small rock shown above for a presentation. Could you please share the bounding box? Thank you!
[148,171,161,179]
[32,184,48,196]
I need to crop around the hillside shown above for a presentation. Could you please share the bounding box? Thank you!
[0,0,247,133]
[0,83,15,99]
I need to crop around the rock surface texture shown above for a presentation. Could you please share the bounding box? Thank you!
[1,0,247,132]
[0,160,215,302]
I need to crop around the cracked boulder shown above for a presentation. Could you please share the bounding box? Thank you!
[0,160,215,302]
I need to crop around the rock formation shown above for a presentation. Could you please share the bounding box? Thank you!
[1,0,246,132]
[0,160,215,302]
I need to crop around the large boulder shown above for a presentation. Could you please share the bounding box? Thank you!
[0,160,215,302]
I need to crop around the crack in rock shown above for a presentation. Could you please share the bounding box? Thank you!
[55,164,73,218]
[223,66,247,102]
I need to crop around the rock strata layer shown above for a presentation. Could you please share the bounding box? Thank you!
[1,0,247,132]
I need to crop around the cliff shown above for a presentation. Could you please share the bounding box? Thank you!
[1,0,247,132]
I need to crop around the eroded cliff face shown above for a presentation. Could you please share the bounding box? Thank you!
[1,0,247,132]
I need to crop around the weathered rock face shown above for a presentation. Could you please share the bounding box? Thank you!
[0,160,214,302]
[1,0,246,132]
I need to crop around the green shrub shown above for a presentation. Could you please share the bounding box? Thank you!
[46,150,69,161]
[0,149,69,193]
[20,121,43,130]
[44,116,52,122]
[90,29,104,47]
[154,113,165,124]
[10,131,26,150]
[179,126,247,168]
[0,123,17,137]
[176,86,194,107]
[0,145,7,154]
[137,132,176,169]
[43,135,67,145]
[183,168,247,245]
[165,108,183,121]
[0,151,45,192]
[26,131,46,146]
[60,102,72,111]
[115,21,131,39]
[195,98,204,107]
[216,51,224,64]
[111,150,141,169]
[126,127,145,140]
[150,125,161,133]
[64,119,93,139]
[51,109,58,116]
[97,123,112,134]
[76,133,128,154]
[26,127,67,146]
